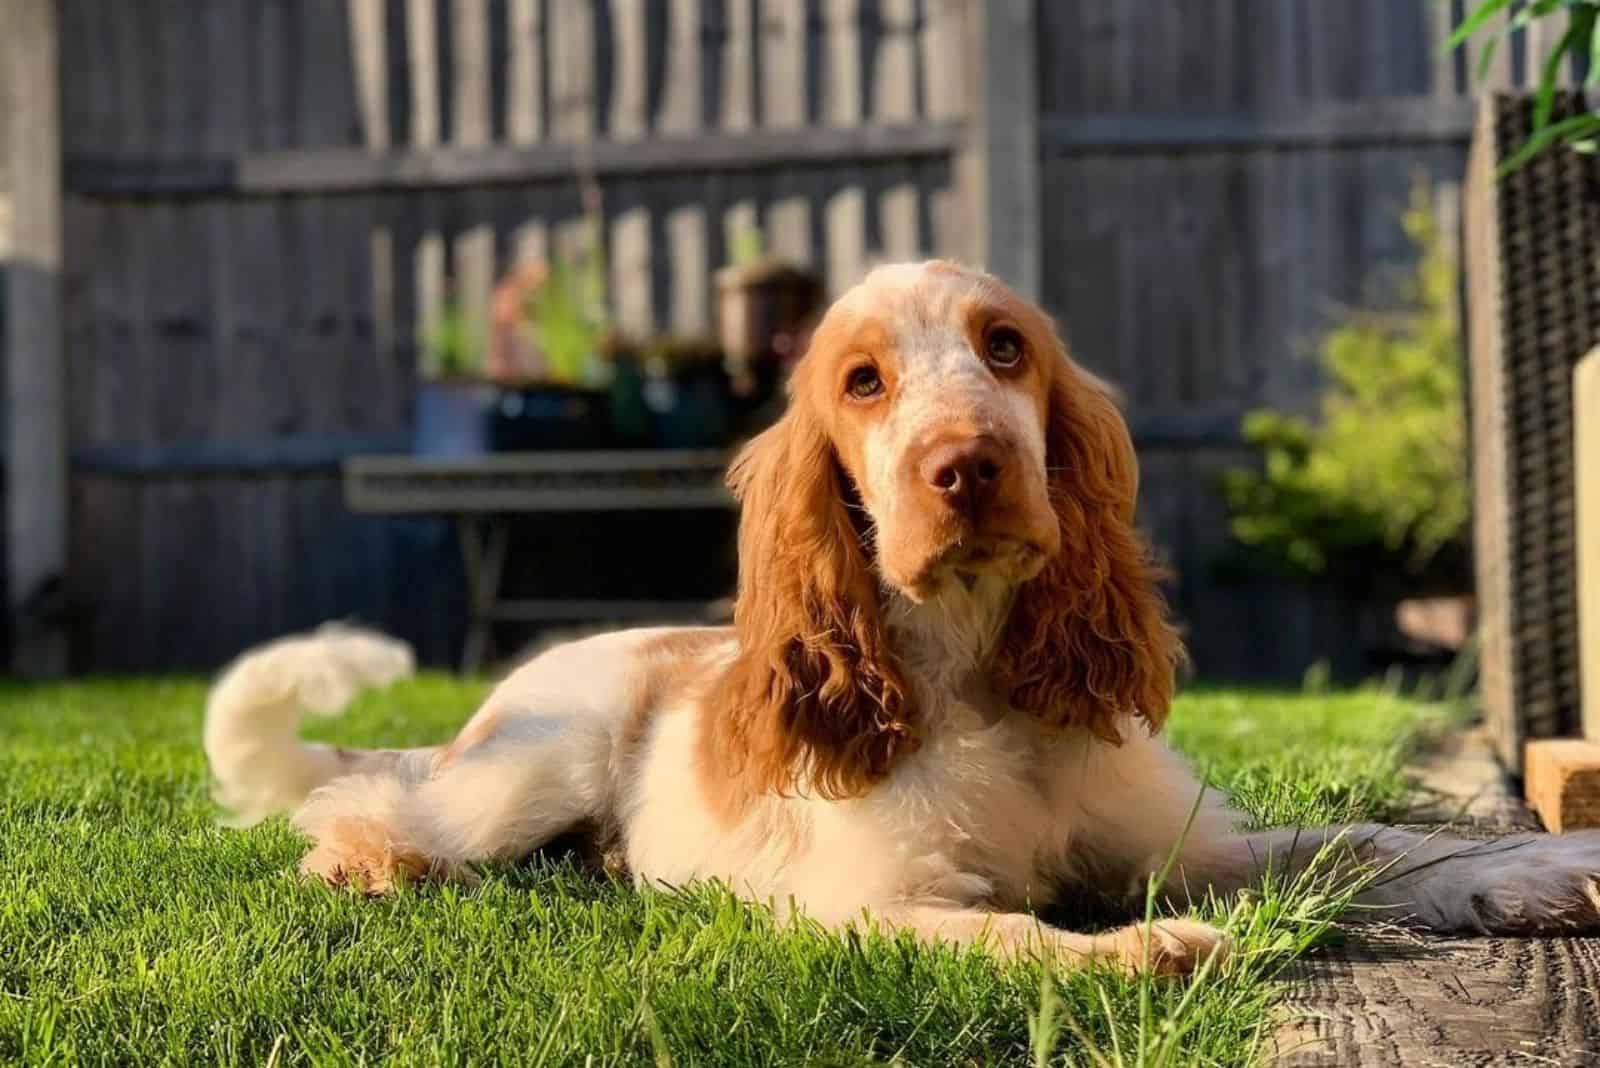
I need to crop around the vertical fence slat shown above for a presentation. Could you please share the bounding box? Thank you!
[452,0,496,351]
[762,0,812,266]
[762,0,808,127]
[962,0,1039,295]
[663,0,707,329]
[350,0,393,148]
[605,2,652,331]
[720,0,755,131]
[4,0,68,674]
[610,0,649,139]
[453,0,492,145]
[659,0,703,133]
[407,0,443,145]
[873,0,918,265]
[611,197,655,337]
[824,0,865,292]
[550,0,596,141]
[507,0,544,142]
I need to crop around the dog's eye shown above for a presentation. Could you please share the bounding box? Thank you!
[985,327,1024,369]
[846,365,884,400]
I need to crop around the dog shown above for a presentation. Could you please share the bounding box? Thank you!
[206,261,1600,975]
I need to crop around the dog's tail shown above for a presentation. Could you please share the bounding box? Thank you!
[203,623,416,827]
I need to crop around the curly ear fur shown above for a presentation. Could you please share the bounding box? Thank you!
[994,352,1183,742]
[703,403,916,804]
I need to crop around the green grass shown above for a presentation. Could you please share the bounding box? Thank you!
[0,677,1452,1067]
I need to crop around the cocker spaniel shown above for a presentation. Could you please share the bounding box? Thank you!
[206,261,1600,975]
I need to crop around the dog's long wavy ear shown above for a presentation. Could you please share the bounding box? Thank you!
[706,403,915,801]
[995,349,1183,741]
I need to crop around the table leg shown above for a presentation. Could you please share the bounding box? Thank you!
[458,516,510,674]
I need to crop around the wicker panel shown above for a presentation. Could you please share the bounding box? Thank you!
[1466,93,1600,770]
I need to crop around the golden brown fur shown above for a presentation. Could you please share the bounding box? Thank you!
[994,324,1182,742]
[700,394,916,811]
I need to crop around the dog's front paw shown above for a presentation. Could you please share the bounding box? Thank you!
[1110,919,1230,977]
[1416,831,1600,934]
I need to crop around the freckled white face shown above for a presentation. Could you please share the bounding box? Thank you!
[791,262,1064,600]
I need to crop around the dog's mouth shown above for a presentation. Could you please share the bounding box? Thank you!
[899,537,1049,601]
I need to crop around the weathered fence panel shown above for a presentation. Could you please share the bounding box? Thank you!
[55,0,963,670]
[18,0,1572,675]
[1031,0,1563,679]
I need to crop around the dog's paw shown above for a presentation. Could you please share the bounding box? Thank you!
[1110,919,1230,977]
[1414,831,1600,934]
[299,820,478,896]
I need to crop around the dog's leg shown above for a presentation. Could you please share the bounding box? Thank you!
[867,902,1227,976]
[1171,824,1600,934]
[293,712,613,893]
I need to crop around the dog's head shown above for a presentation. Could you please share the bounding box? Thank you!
[710,261,1180,799]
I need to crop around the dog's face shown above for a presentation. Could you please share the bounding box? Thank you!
[791,262,1062,600]
[710,261,1180,802]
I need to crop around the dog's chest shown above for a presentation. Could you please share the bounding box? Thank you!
[862,703,1063,899]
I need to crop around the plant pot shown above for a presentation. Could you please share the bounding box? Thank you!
[716,258,824,398]
[642,365,734,449]
[488,385,612,451]
[414,380,494,457]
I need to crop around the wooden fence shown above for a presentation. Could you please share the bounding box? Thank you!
[0,0,1584,674]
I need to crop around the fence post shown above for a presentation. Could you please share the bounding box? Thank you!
[2,0,68,676]
[959,0,1040,298]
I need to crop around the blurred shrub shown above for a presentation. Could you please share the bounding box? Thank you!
[1219,182,1469,589]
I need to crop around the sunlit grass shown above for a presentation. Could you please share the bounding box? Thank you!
[0,676,1451,1066]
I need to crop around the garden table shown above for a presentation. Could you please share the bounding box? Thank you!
[343,450,735,672]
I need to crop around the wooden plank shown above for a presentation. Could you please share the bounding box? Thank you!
[4,0,68,674]
[1039,96,1478,153]
[825,0,862,125]
[961,0,1039,295]
[349,0,392,148]
[66,121,964,195]
[549,0,595,141]
[668,196,709,333]
[610,188,654,337]
[761,0,808,127]
[506,0,544,142]
[407,0,443,145]
[658,0,702,134]
[1579,349,1600,740]
[609,0,649,139]
[921,0,966,120]
[719,0,755,131]
[1525,739,1600,832]
[452,0,492,146]
[822,1,864,291]
[873,0,918,266]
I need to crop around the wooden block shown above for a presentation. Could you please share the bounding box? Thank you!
[1578,348,1600,740]
[1524,739,1600,832]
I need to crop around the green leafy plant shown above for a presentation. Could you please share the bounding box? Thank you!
[1449,0,1600,171]
[419,299,484,380]
[1220,182,1469,589]
[527,226,610,387]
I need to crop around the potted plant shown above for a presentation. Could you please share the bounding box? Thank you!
[415,298,494,457]
[634,335,735,449]
[1219,182,1473,664]
[487,234,615,452]
[714,227,823,409]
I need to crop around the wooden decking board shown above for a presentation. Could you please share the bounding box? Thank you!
[1272,729,1600,1066]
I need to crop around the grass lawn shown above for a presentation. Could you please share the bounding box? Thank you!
[1,675,1454,1067]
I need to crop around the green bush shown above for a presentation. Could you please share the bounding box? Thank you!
[1220,182,1470,590]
